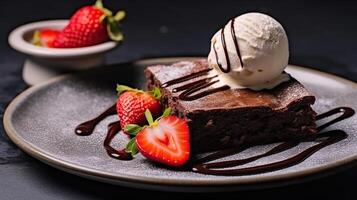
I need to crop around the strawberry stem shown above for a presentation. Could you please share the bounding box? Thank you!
[145,109,154,125]
[125,137,138,156]
[162,107,172,118]
[116,84,143,95]
[106,17,124,41]
[31,31,41,46]
[116,85,162,101]
[114,11,126,21]
[94,0,125,42]
[150,87,162,100]
[124,124,142,136]
[95,0,104,9]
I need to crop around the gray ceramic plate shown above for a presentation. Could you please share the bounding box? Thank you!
[3,57,357,192]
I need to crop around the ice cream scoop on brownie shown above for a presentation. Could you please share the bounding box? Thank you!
[145,13,316,152]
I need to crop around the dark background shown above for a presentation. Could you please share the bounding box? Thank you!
[1,0,357,199]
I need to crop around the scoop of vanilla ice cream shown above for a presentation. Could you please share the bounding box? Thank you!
[208,12,290,90]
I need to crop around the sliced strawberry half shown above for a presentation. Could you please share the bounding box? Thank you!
[32,29,60,47]
[134,110,190,167]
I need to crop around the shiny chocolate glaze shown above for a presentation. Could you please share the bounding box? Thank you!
[146,60,315,110]
[161,68,230,101]
[161,68,212,87]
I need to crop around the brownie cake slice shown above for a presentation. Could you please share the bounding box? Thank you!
[145,59,316,152]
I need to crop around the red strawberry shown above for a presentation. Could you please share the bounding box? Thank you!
[52,0,125,48]
[32,29,60,47]
[134,110,190,167]
[116,85,162,131]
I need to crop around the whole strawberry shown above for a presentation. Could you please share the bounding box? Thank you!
[32,29,60,47]
[116,85,162,131]
[52,0,125,48]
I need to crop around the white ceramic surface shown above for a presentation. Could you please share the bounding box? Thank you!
[8,20,119,85]
[3,57,357,192]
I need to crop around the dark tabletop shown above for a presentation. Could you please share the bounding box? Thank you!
[1,0,357,199]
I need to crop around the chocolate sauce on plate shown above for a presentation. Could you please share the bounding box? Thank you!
[74,94,354,175]
[75,104,117,136]
[316,107,354,131]
[104,121,132,160]
[74,104,132,160]
[192,107,355,176]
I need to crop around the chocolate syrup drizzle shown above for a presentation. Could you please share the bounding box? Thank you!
[104,121,132,160]
[213,18,244,73]
[75,104,132,160]
[161,68,230,101]
[220,25,230,73]
[75,104,117,136]
[161,68,212,87]
[75,102,354,176]
[231,18,244,69]
[192,107,355,176]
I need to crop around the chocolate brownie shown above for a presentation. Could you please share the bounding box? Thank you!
[145,59,316,152]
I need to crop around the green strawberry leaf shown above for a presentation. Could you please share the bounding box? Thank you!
[162,107,172,118]
[99,14,107,23]
[116,84,133,94]
[95,0,104,9]
[145,109,154,125]
[125,137,138,156]
[31,31,41,46]
[114,11,126,22]
[150,87,162,100]
[102,8,113,16]
[124,124,142,136]
[95,0,125,42]
[107,17,124,41]
[116,84,142,95]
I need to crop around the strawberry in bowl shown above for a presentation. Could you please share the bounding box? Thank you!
[33,0,125,48]
[31,29,60,48]
[8,0,126,85]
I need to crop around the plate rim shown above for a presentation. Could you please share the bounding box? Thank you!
[3,56,357,188]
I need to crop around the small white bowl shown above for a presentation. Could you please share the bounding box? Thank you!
[8,20,119,85]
